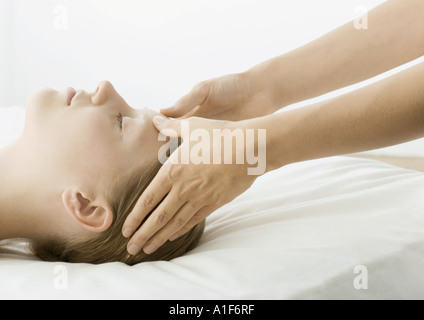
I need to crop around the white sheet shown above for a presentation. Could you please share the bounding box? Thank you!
[1,107,424,300]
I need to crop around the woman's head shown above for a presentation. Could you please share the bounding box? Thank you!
[11,80,204,265]
[31,160,205,265]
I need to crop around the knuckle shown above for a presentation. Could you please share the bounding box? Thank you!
[202,188,218,203]
[177,180,203,202]
[174,216,188,228]
[168,164,184,180]
[179,184,195,200]
[186,201,198,212]
[154,211,170,226]
[143,192,156,208]
[191,213,204,223]
[194,81,209,96]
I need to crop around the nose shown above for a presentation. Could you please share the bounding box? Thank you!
[91,80,117,106]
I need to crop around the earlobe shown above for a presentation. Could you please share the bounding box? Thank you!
[62,189,114,233]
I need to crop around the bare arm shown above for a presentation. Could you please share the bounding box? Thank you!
[248,0,424,109]
[164,0,424,121]
[247,60,424,172]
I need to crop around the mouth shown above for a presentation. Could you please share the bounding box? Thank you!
[65,81,110,106]
[65,87,77,106]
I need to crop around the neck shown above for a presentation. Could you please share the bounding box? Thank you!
[0,140,59,241]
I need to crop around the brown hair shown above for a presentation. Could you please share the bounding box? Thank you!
[29,160,205,265]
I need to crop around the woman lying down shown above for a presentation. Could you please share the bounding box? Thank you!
[0,81,205,265]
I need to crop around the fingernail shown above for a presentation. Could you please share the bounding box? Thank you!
[123,228,134,238]
[128,244,141,256]
[153,116,167,126]
[143,244,156,255]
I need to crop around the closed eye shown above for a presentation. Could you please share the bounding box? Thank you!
[116,113,123,130]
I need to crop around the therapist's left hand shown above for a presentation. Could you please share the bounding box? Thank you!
[122,116,259,256]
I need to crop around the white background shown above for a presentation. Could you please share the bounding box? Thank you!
[1,0,424,157]
[0,0,387,108]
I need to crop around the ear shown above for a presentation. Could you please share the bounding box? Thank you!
[61,189,114,233]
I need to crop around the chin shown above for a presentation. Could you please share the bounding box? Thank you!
[26,87,57,111]
[24,87,61,134]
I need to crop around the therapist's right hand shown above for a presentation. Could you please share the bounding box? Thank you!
[122,116,260,256]
[161,73,278,121]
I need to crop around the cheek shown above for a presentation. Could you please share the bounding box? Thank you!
[124,117,160,149]
[29,110,119,178]
[63,114,121,171]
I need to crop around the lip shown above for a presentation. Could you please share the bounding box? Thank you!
[93,83,101,97]
[66,87,77,106]
[65,82,106,107]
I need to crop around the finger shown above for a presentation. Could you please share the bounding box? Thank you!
[141,202,203,254]
[126,188,185,256]
[153,116,184,138]
[121,165,172,239]
[178,105,201,119]
[161,82,209,118]
[153,116,208,139]
[180,105,218,120]
[169,206,213,241]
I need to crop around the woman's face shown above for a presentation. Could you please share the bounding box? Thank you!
[23,81,163,192]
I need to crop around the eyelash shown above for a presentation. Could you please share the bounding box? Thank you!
[116,113,123,130]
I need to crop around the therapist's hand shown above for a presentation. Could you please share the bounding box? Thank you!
[161,73,278,121]
[122,116,259,255]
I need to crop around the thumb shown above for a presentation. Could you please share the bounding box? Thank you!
[161,82,209,118]
[153,116,185,138]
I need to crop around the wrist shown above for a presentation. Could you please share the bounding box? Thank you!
[241,66,284,113]
[235,115,290,176]
[224,119,268,177]
[244,55,299,111]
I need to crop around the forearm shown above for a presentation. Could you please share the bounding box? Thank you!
[246,60,424,173]
[247,0,424,110]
